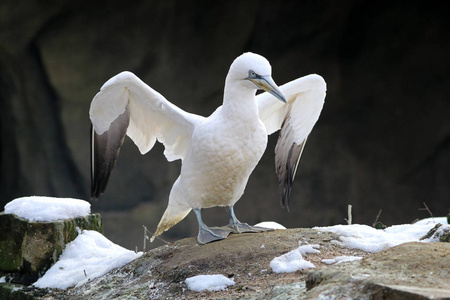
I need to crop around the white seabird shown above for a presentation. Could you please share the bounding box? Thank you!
[90,52,326,244]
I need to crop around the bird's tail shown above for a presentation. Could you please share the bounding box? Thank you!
[151,206,191,242]
[150,178,191,242]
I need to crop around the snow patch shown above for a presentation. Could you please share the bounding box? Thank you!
[322,255,363,265]
[185,274,235,292]
[270,244,320,273]
[413,217,448,225]
[314,217,448,253]
[33,230,142,289]
[421,224,450,242]
[254,221,286,229]
[4,196,90,222]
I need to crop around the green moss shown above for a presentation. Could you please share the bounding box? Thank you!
[0,283,36,300]
[374,222,387,230]
[0,214,26,271]
[0,240,22,270]
[63,213,103,243]
[0,212,104,283]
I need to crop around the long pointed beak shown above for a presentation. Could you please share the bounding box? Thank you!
[251,76,287,103]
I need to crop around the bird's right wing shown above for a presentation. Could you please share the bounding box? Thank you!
[89,71,204,199]
[257,74,326,210]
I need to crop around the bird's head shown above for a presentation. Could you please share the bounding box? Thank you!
[228,52,287,103]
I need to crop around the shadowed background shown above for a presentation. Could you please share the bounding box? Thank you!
[1,1,449,250]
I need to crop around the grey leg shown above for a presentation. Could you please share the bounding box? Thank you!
[194,208,231,244]
[224,206,274,233]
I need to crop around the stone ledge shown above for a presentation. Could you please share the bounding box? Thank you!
[2,228,449,299]
[0,213,102,284]
[305,242,450,299]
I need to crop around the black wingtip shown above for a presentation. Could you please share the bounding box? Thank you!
[285,195,291,212]
[90,125,103,202]
[90,106,130,203]
[283,201,291,213]
[90,183,102,201]
[277,138,308,214]
[280,184,292,212]
[279,159,295,212]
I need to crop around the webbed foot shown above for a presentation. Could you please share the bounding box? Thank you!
[197,226,232,244]
[224,205,275,234]
[223,222,275,234]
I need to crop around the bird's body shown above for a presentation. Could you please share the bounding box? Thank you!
[181,86,268,209]
[90,52,326,244]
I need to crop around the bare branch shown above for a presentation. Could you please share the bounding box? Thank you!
[419,202,434,219]
[143,225,169,252]
[372,209,383,227]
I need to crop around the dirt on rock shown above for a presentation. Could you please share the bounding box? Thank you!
[306,242,450,299]
[23,227,449,299]
[41,228,367,299]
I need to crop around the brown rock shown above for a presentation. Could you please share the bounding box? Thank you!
[306,242,450,299]
[3,229,449,299]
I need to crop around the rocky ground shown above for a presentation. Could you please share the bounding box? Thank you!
[8,227,449,299]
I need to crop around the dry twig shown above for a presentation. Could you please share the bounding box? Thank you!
[142,225,169,252]
[419,202,434,218]
[372,209,383,227]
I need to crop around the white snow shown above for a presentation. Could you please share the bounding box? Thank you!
[0,276,6,283]
[254,221,286,229]
[314,217,448,253]
[321,255,363,265]
[11,194,446,291]
[4,196,90,222]
[421,223,450,242]
[269,217,448,273]
[185,274,235,292]
[413,216,447,225]
[33,230,142,289]
[270,244,320,273]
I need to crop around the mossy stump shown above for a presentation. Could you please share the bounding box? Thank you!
[0,213,103,284]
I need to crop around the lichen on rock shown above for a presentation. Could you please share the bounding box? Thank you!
[0,212,103,284]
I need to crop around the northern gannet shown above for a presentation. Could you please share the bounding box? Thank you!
[90,52,326,244]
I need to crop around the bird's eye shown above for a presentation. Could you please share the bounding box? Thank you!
[249,70,256,78]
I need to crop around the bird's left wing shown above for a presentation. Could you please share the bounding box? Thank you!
[256,74,326,210]
[90,71,204,199]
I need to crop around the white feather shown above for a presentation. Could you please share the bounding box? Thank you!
[257,74,326,141]
[89,53,326,242]
[90,71,203,161]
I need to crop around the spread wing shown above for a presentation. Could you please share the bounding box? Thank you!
[256,74,326,210]
[89,71,204,199]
